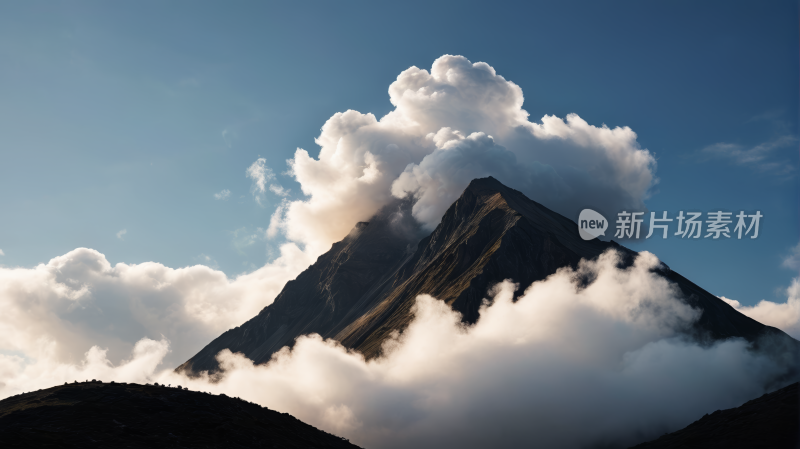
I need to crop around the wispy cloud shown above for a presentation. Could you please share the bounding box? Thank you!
[230,227,267,255]
[213,189,231,200]
[222,128,237,149]
[246,158,288,205]
[0,249,4,256]
[699,135,796,175]
[247,158,273,206]
[116,229,127,240]
[269,184,289,197]
[194,253,219,269]
[746,110,785,123]
[267,200,290,238]
[783,241,800,272]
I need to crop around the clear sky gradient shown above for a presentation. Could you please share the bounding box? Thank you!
[0,0,797,306]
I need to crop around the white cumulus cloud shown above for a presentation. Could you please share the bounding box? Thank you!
[274,55,656,253]
[0,246,313,370]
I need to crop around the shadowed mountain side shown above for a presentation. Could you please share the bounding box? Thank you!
[334,180,599,357]
[0,381,361,449]
[178,198,422,375]
[181,177,798,373]
[629,382,800,449]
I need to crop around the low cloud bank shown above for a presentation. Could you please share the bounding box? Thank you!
[0,246,313,369]
[2,251,792,449]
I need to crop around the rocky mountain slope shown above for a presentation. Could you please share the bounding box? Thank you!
[0,381,360,449]
[630,382,799,449]
[180,177,797,374]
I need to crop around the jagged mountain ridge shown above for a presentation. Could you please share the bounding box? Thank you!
[180,177,793,374]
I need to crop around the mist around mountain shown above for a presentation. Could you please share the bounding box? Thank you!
[165,177,800,448]
[181,177,798,376]
[0,178,791,449]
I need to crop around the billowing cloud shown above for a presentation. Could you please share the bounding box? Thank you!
[183,252,781,449]
[0,251,790,449]
[0,246,313,370]
[213,189,231,200]
[391,130,521,227]
[275,55,656,251]
[0,338,170,393]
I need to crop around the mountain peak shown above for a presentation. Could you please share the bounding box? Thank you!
[464,176,508,195]
[180,177,793,373]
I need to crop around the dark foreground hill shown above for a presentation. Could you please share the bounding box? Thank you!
[0,381,361,449]
[180,177,799,375]
[630,382,799,449]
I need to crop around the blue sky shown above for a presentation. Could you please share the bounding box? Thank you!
[0,0,797,306]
